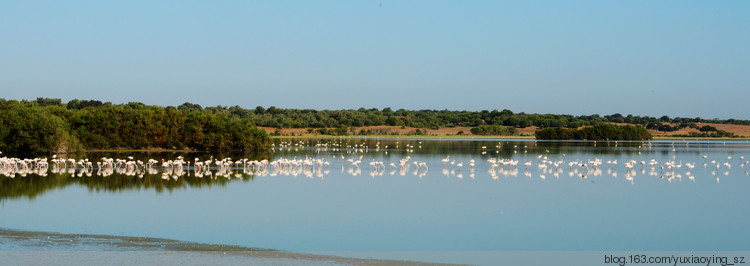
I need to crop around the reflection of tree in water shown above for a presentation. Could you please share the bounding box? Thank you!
[1,150,344,201]
[0,167,251,202]
[0,172,69,201]
[0,152,273,202]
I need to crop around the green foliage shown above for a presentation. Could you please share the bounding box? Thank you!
[334,126,349,136]
[3,98,748,154]
[35,97,62,106]
[0,102,70,154]
[469,125,518,136]
[0,98,270,155]
[646,122,682,132]
[407,129,424,136]
[534,127,576,140]
[212,105,750,129]
[535,124,652,140]
[699,125,718,132]
[672,130,735,138]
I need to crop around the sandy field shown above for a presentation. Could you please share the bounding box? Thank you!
[647,122,750,137]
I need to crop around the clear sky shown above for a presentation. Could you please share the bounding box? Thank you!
[1,1,748,119]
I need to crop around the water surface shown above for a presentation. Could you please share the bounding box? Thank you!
[1,138,749,264]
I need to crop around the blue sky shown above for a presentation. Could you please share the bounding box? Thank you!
[1,1,748,119]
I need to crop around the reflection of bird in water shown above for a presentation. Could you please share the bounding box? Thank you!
[3,138,748,187]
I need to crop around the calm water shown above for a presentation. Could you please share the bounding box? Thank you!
[2,138,749,264]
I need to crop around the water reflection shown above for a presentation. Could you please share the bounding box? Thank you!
[2,139,749,202]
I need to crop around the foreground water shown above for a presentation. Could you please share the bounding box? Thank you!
[1,138,749,264]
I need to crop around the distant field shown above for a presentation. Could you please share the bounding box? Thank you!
[647,122,750,137]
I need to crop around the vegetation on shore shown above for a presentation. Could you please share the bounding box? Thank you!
[2,98,748,154]
[469,125,519,136]
[535,124,653,140]
[667,131,735,138]
[0,98,270,155]
[195,104,750,130]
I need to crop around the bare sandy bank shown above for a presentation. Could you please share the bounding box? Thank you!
[0,229,457,266]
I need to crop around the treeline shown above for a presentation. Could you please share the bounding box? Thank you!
[645,121,724,133]
[0,98,270,155]
[2,98,747,154]
[48,99,750,130]
[21,99,750,132]
[179,104,750,129]
[535,124,653,140]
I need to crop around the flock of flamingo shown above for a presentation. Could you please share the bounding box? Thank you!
[0,140,749,184]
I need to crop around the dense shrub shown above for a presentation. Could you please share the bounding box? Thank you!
[699,125,718,132]
[470,125,519,136]
[0,99,270,155]
[536,124,652,140]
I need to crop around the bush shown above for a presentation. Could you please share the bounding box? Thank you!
[334,126,349,136]
[407,129,424,136]
[536,124,651,140]
[699,125,718,132]
[470,125,518,136]
[0,99,271,155]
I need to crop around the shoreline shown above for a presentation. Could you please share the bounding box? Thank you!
[19,135,750,154]
[652,136,750,141]
[271,135,536,139]
[275,135,750,141]
[0,228,454,265]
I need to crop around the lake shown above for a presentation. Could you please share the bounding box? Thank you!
[1,138,749,265]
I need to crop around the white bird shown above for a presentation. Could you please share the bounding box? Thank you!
[441,156,450,165]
